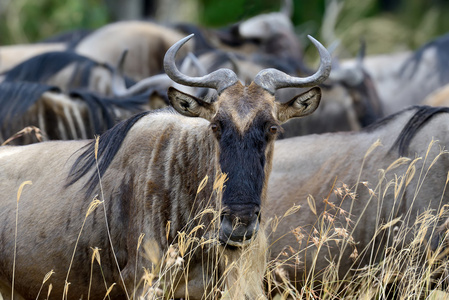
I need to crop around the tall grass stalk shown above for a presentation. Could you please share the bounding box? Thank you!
[12,139,449,299]
[35,270,54,300]
[63,197,101,300]
[93,136,130,300]
[265,140,449,299]
[132,172,267,299]
[12,180,32,300]
[88,247,112,300]
[63,136,127,299]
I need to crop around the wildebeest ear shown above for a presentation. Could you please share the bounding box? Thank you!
[168,87,216,120]
[276,87,321,123]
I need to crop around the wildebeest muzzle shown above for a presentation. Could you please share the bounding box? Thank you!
[219,204,260,247]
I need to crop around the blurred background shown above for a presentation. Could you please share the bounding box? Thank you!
[1,0,449,58]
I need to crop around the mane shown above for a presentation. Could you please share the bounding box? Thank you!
[399,33,449,84]
[2,51,135,89]
[67,107,179,195]
[365,106,449,156]
[68,88,167,135]
[0,80,161,139]
[3,52,97,83]
[390,105,449,156]
[0,81,60,126]
[66,110,152,195]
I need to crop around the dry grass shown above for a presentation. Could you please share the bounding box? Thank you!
[265,206,449,299]
[4,139,449,300]
[1,126,45,145]
[131,172,268,299]
[264,140,449,299]
[3,135,268,300]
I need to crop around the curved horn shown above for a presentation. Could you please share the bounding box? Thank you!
[254,35,332,94]
[112,52,209,98]
[112,49,129,96]
[164,34,239,94]
[114,74,174,97]
[281,0,293,18]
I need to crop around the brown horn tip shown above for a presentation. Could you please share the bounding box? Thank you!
[253,35,332,94]
[164,34,239,94]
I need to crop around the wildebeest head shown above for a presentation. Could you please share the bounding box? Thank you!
[164,34,331,247]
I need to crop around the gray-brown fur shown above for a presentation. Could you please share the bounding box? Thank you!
[74,21,191,81]
[340,33,449,116]
[278,65,383,138]
[74,4,305,82]
[0,109,216,299]
[266,105,449,288]
[0,85,320,298]
[181,46,382,138]
[0,34,330,299]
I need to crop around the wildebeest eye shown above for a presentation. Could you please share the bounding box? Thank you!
[211,123,219,133]
[268,125,279,134]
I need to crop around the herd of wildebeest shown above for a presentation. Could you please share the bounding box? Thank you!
[2,3,449,300]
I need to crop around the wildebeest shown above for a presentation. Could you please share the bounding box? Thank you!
[114,43,383,138]
[278,61,383,138]
[111,50,211,100]
[0,34,331,299]
[341,33,449,116]
[74,21,191,80]
[195,39,383,136]
[0,43,67,73]
[74,1,304,81]
[0,81,165,145]
[265,105,449,294]
[0,51,135,96]
[190,0,305,74]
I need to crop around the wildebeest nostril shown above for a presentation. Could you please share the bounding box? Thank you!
[219,207,260,246]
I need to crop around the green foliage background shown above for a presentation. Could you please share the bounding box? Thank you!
[199,0,449,56]
[0,0,109,44]
[1,0,449,56]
